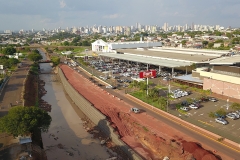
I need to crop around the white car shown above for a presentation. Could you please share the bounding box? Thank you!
[226,113,237,120]
[180,107,189,111]
[189,104,198,109]
[215,118,228,125]
[130,107,140,113]
[231,112,240,119]
[106,85,113,89]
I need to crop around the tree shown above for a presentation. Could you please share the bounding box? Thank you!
[202,41,208,47]
[2,46,16,55]
[63,41,70,46]
[7,58,19,66]
[51,56,60,66]
[208,42,214,48]
[181,40,187,45]
[215,108,227,117]
[148,88,159,98]
[82,40,90,46]
[0,106,51,137]
[226,33,232,39]
[28,53,43,62]
[230,103,240,111]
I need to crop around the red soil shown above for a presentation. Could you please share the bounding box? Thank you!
[60,65,221,160]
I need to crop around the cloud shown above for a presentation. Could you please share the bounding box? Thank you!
[59,0,66,8]
[103,14,123,19]
[0,0,240,30]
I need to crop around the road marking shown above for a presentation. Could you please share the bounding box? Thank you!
[125,95,240,153]
[198,120,215,127]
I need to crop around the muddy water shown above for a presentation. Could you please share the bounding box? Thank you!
[39,51,111,160]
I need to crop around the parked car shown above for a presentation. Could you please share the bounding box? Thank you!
[180,107,189,111]
[226,113,237,120]
[106,85,113,89]
[130,107,140,113]
[235,110,240,116]
[215,118,228,125]
[209,97,218,102]
[189,104,199,109]
[231,112,240,119]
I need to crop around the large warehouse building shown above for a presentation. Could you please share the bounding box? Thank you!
[91,40,240,100]
[91,39,162,52]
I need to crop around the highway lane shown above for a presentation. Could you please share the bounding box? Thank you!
[77,65,239,159]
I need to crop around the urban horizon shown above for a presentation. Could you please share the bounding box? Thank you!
[0,22,237,33]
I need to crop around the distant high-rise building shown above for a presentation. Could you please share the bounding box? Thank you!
[4,30,12,34]
[163,23,168,31]
[124,27,131,36]
[136,22,139,29]
[115,26,123,34]
[137,23,141,31]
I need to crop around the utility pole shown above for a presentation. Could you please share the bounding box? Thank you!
[146,64,149,96]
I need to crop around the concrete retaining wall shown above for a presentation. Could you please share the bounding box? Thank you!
[58,68,142,160]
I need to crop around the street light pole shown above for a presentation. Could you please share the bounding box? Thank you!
[146,64,149,96]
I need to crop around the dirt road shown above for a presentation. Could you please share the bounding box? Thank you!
[0,59,31,117]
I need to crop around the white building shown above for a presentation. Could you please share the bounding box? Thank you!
[61,51,73,55]
[92,39,162,52]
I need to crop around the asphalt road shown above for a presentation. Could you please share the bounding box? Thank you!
[76,65,240,160]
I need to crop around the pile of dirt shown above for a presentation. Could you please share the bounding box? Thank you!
[182,141,220,160]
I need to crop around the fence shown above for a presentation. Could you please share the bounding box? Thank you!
[58,67,143,160]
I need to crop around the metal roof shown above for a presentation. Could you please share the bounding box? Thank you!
[173,74,203,84]
[208,55,240,65]
[116,49,220,62]
[98,52,193,68]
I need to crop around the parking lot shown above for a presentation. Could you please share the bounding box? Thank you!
[67,57,240,143]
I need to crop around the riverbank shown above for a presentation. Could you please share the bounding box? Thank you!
[40,73,118,159]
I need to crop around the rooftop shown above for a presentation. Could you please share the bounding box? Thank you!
[208,55,240,65]
[98,52,193,68]
[116,48,221,63]
[174,74,203,85]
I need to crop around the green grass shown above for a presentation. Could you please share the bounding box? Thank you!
[178,109,187,115]
[130,91,167,111]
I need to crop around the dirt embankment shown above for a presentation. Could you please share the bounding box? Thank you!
[60,64,221,160]
[24,74,38,107]
[23,72,52,160]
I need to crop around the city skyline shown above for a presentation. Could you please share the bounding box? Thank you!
[1,0,240,30]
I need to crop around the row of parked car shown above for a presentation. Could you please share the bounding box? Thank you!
[171,89,190,99]
[215,110,240,125]
[180,96,218,111]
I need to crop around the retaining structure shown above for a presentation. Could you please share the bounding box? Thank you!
[58,67,143,160]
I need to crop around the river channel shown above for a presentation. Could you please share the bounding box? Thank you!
[38,50,112,160]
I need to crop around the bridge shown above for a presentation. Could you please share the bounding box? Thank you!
[38,60,52,63]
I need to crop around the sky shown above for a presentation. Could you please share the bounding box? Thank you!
[1,0,240,31]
